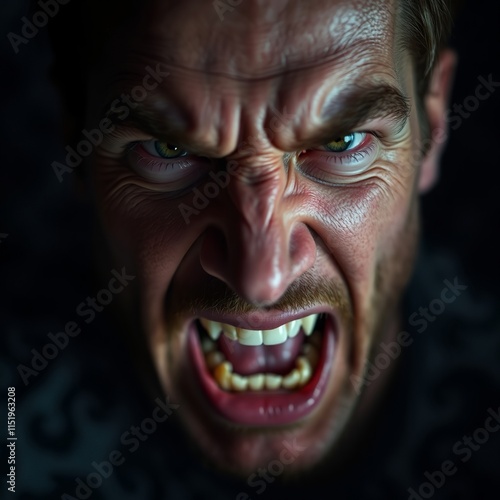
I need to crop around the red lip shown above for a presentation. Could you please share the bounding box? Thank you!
[188,314,336,426]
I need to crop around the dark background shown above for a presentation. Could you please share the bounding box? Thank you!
[1,1,499,499]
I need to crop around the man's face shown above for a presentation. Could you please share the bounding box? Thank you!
[85,0,432,475]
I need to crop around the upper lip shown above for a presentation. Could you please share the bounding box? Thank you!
[190,305,335,330]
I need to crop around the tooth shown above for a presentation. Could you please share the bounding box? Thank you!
[296,356,312,384]
[200,318,222,341]
[206,351,225,370]
[264,374,282,390]
[230,373,249,391]
[287,320,301,338]
[201,336,216,353]
[237,328,263,346]
[248,374,265,391]
[301,314,318,336]
[221,323,237,341]
[214,361,232,390]
[282,369,301,389]
[262,325,288,345]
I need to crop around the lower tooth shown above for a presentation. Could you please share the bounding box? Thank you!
[206,351,225,370]
[265,374,282,390]
[248,374,265,391]
[214,361,232,390]
[230,373,248,391]
[296,356,312,384]
[282,369,301,389]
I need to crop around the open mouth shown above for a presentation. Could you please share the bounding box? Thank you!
[188,311,337,426]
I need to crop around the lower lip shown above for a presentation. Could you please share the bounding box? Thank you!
[188,316,336,426]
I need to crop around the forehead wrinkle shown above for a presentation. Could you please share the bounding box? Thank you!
[130,0,394,81]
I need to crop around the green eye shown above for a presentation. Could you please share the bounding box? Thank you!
[154,141,187,158]
[324,134,355,152]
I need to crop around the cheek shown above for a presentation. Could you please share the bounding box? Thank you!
[314,164,419,290]
[92,158,200,295]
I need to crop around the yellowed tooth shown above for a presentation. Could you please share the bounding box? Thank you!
[214,361,232,390]
[200,318,222,341]
[296,356,312,385]
[206,351,225,370]
[248,374,265,391]
[301,314,318,336]
[230,373,249,391]
[265,374,282,390]
[282,369,301,389]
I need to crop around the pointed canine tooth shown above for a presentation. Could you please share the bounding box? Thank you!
[237,328,263,346]
[296,356,312,385]
[222,324,237,340]
[265,374,282,390]
[214,361,232,390]
[230,373,249,391]
[301,314,318,336]
[248,374,265,391]
[206,351,225,370]
[287,320,301,338]
[200,318,222,341]
[262,325,288,345]
[282,369,301,389]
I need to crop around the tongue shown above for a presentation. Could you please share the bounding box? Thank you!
[218,331,306,375]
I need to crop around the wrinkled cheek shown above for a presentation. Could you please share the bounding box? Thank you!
[91,160,194,319]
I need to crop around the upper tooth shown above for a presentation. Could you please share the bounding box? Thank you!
[222,323,237,340]
[200,313,320,346]
[301,314,318,335]
[237,328,263,346]
[287,319,301,338]
[199,318,222,341]
[262,325,287,345]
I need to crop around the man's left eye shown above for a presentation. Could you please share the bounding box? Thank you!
[143,140,188,159]
[323,133,365,153]
[298,131,378,182]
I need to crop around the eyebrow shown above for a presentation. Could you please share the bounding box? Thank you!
[311,82,411,145]
[103,81,410,151]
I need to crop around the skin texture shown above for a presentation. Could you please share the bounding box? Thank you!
[79,0,454,478]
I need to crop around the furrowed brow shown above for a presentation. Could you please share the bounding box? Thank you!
[314,82,411,143]
[102,98,185,142]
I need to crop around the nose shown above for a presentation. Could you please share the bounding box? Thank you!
[199,155,316,306]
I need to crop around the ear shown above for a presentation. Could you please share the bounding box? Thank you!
[418,48,457,193]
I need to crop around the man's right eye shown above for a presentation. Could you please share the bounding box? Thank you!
[126,140,209,185]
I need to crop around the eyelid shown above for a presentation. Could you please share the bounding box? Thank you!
[297,132,379,181]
